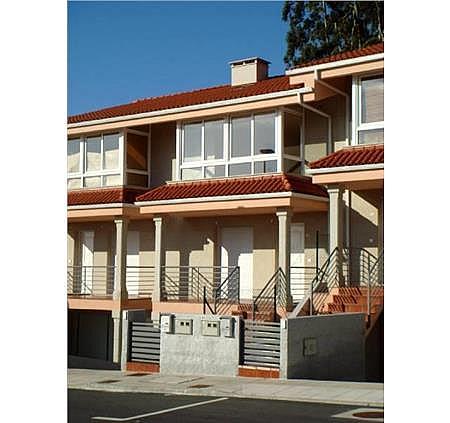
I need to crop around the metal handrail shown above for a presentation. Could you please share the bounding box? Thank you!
[67,265,115,297]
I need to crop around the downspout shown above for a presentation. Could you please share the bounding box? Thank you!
[313,70,351,249]
[296,91,332,155]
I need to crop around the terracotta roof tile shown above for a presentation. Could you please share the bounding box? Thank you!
[68,187,146,206]
[68,76,303,124]
[290,42,384,70]
[135,173,328,202]
[308,144,384,169]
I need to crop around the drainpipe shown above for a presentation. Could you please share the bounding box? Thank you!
[297,91,332,155]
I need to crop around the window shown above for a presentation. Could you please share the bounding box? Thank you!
[354,75,384,145]
[67,132,122,190]
[179,112,279,181]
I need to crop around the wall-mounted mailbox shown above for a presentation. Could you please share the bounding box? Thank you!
[201,320,220,337]
[220,317,235,338]
[175,318,193,335]
[161,314,174,334]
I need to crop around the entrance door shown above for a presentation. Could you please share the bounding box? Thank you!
[126,231,140,296]
[221,227,253,300]
[80,231,94,294]
[290,224,305,302]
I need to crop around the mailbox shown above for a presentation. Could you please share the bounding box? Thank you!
[175,318,193,335]
[201,320,220,337]
[220,317,235,338]
[160,314,174,334]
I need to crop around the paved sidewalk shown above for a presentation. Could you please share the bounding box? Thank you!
[68,369,383,407]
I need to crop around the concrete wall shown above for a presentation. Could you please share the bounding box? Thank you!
[280,313,366,381]
[159,314,240,377]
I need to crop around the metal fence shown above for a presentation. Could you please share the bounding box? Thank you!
[67,265,115,296]
[241,320,281,368]
[128,321,161,364]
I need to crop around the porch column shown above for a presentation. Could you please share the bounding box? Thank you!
[112,309,122,364]
[276,209,292,307]
[328,186,344,284]
[113,218,129,301]
[328,186,344,253]
[153,216,163,302]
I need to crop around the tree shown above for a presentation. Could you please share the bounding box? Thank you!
[282,1,384,68]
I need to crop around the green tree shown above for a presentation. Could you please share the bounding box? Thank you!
[282,1,384,67]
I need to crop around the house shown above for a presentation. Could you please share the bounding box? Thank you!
[67,43,384,370]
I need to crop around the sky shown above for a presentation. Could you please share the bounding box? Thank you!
[68,1,289,116]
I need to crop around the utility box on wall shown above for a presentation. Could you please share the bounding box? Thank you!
[201,320,220,337]
[174,318,193,335]
[161,314,174,334]
[220,317,235,338]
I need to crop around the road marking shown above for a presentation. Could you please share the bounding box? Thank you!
[91,397,229,422]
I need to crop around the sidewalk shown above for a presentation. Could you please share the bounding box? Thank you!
[68,368,383,407]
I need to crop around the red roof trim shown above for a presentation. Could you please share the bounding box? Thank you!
[290,42,384,70]
[68,76,303,124]
[68,187,147,206]
[135,173,328,203]
[308,144,384,169]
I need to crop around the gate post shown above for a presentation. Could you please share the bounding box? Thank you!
[121,310,129,371]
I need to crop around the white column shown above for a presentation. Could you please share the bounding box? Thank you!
[328,186,344,253]
[276,209,292,306]
[113,218,129,301]
[153,216,163,302]
[112,309,122,364]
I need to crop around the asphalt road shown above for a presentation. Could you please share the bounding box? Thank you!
[68,389,383,423]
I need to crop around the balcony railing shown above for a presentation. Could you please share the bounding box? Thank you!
[67,265,154,298]
[67,265,115,297]
[161,266,239,302]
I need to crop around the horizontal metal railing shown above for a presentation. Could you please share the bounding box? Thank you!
[290,266,321,304]
[125,266,155,298]
[161,266,238,302]
[67,265,115,297]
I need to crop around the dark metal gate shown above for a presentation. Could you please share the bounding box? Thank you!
[241,320,280,368]
[128,321,160,364]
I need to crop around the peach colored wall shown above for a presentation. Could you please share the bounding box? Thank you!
[150,122,176,188]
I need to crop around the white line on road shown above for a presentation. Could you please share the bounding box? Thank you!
[91,397,229,422]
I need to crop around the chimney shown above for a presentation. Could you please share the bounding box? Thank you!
[229,57,270,86]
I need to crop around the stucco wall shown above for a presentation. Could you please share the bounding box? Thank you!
[159,314,240,376]
[280,313,366,381]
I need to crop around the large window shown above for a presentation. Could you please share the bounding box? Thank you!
[180,112,279,180]
[354,75,384,145]
[67,133,121,189]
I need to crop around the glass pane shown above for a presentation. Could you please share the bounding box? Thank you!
[127,132,148,170]
[103,174,122,186]
[183,123,202,162]
[84,176,101,188]
[229,162,251,176]
[361,76,384,123]
[204,120,223,160]
[67,178,81,190]
[103,133,119,170]
[126,172,148,187]
[358,128,384,145]
[284,113,301,156]
[205,165,225,179]
[231,116,251,157]
[181,167,202,180]
[254,160,277,174]
[85,136,101,171]
[67,139,80,173]
[283,158,302,175]
[254,113,276,155]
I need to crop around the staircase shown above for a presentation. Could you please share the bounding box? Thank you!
[290,248,384,327]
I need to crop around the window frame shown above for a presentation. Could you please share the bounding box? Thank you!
[178,110,282,180]
[352,73,384,145]
[67,132,125,190]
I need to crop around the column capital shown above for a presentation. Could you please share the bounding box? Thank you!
[276,209,293,218]
[153,216,164,224]
[327,185,343,195]
[114,217,130,225]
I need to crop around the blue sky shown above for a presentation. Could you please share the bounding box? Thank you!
[68,1,288,116]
